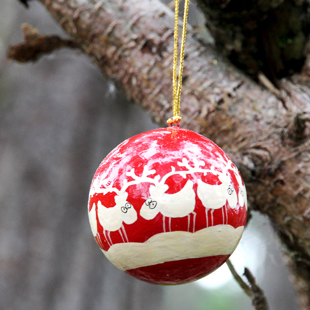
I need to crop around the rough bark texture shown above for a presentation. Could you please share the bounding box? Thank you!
[195,0,310,81]
[18,0,310,309]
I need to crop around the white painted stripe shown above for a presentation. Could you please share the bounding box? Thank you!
[102,225,244,271]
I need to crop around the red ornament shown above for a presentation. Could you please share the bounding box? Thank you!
[88,127,247,285]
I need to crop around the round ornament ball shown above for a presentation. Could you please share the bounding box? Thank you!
[88,127,247,285]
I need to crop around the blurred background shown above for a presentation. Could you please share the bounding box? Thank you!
[0,1,300,309]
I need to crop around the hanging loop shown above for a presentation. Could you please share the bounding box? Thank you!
[167,115,182,127]
[167,0,190,126]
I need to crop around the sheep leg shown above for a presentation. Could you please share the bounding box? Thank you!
[119,227,126,243]
[225,204,228,225]
[192,211,197,233]
[121,224,129,242]
[211,209,214,226]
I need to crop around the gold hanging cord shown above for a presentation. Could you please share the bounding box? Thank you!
[167,0,190,126]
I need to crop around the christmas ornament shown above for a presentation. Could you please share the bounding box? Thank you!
[88,0,247,285]
[88,128,247,285]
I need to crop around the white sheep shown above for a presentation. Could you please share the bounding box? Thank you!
[197,171,237,226]
[140,180,196,232]
[97,191,137,245]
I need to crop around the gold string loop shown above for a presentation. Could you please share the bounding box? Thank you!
[167,0,190,127]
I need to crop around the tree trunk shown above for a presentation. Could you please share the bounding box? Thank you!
[7,0,310,308]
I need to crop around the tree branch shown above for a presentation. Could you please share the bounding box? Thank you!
[226,259,252,297]
[226,259,269,310]
[243,268,270,310]
[15,0,310,308]
[7,23,79,62]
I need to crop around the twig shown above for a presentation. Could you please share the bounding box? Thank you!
[226,259,252,297]
[258,72,287,109]
[7,24,80,63]
[244,268,270,310]
[258,72,280,97]
[227,259,269,310]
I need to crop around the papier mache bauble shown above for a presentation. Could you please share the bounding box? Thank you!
[88,127,247,285]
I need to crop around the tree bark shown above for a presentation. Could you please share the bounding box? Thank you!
[195,0,310,81]
[21,0,310,308]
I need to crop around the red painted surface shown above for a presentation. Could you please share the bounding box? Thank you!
[125,255,231,285]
